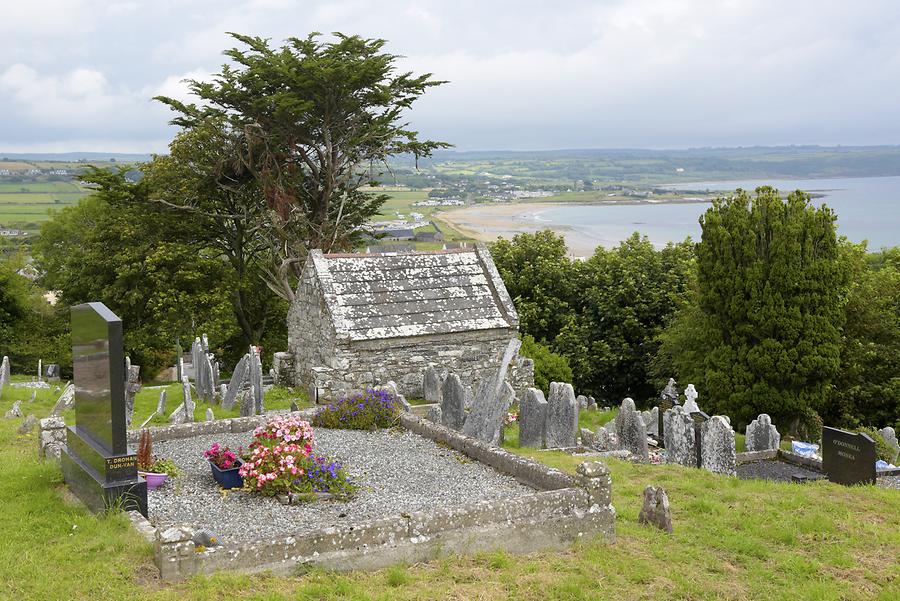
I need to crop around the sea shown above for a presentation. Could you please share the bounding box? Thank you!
[531,176,900,250]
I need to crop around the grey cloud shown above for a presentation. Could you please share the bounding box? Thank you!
[1,0,900,151]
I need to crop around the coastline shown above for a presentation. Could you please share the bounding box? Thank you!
[436,198,711,257]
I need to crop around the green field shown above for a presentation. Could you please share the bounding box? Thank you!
[0,181,91,231]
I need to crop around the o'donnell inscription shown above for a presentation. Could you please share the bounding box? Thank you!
[822,427,876,486]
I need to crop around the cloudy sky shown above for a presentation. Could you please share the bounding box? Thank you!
[2,0,900,153]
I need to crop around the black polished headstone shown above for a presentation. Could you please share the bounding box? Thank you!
[60,302,147,516]
[822,427,876,486]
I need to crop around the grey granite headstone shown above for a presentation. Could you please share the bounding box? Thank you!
[205,408,214,421]
[156,389,167,416]
[638,485,673,533]
[586,396,597,411]
[423,365,442,403]
[545,382,577,448]
[664,405,696,467]
[440,373,466,431]
[50,383,76,416]
[880,427,899,464]
[222,354,249,411]
[427,405,442,424]
[219,384,227,402]
[700,416,736,476]
[616,398,649,461]
[519,387,548,448]
[395,394,411,413]
[745,413,781,452]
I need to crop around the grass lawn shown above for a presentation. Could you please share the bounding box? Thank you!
[0,378,898,599]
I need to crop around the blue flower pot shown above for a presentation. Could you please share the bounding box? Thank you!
[209,459,244,489]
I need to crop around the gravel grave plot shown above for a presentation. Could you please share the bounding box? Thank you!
[877,475,900,490]
[737,460,824,483]
[149,427,534,544]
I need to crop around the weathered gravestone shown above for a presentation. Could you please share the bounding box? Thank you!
[45,363,61,382]
[461,338,521,445]
[60,303,147,516]
[643,406,659,435]
[745,413,781,452]
[0,355,9,394]
[700,416,736,476]
[156,389,167,416]
[249,346,264,414]
[518,387,548,448]
[638,486,673,533]
[222,354,249,411]
[545,382,577,448]
[576,395,588,411]
[690,410,710,468]
[880,427,899,464]
[124,359,141,428]
[4,400,22,419]
[50,383,75,416]
[822,427,876,486]
[440,373,466,431]
[664,405,696,467]
[427,405,442,424]
[423,365,442,404]
[616,398,649,461]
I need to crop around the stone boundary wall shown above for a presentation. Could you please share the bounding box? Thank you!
[777,450,823,471]
[399,413,580,491]
[735,449,779,464]
[124,408,320,444]
[129,409,614,581]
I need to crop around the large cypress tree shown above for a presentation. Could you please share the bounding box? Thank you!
[689,187,848,428]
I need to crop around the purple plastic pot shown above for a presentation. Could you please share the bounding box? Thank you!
[139,471,168,491]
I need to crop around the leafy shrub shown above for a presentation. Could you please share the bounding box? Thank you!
[238,415,353,497]
[520,335,573,395]
[312,389,400,430]
[855,427,895,463]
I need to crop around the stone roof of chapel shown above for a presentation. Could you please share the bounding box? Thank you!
[304,244,519,341]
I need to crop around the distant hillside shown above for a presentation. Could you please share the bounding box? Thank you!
[0,152,153,162]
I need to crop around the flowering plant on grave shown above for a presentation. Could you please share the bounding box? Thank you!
[312,388,400,430]
[238,415,354,498]
[251,414,315,446]
[504,412,518,426]
[203,442,242,470]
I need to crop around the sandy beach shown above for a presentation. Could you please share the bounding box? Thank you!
[436,202,635,257]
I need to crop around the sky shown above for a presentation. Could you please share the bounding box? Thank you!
[2,0,900,153]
